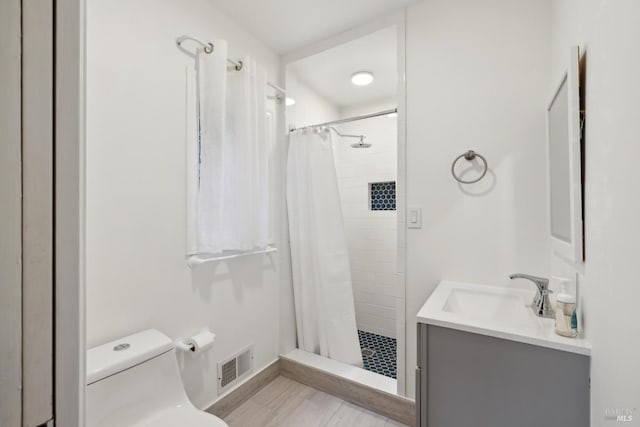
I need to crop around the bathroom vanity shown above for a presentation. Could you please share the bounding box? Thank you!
[416,281,590,427]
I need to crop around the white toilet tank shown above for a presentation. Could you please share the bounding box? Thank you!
[86,329,227,427]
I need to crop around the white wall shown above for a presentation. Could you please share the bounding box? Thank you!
[551,0,640,424]
[334,100,398,338]
[286,69,340,128]
[550,0,602,79]
[404,0,552,397]
[86,0,290,409]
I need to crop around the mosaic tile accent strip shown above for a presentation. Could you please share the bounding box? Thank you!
[358,330,397,379]
[369,181,396,211]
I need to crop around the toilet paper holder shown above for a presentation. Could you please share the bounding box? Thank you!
[175,329,216,353]
[175,341,197,352]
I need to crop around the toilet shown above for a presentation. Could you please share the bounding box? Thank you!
[86,329,229,427]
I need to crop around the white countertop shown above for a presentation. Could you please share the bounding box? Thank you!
[417,280,591,356]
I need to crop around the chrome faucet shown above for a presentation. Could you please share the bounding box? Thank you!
[509,274,555,318]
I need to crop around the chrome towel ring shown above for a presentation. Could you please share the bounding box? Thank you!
[451,150,488,184]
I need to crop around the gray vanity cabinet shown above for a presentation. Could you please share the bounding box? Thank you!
[416,324,590,427]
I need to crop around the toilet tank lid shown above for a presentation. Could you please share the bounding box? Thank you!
[87,329,173,385]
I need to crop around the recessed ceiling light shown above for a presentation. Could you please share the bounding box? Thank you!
[351,71,374,86]
[386,112,398,118]
[285,97,296,106]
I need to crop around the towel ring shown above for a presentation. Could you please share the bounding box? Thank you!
[451,150,488,184]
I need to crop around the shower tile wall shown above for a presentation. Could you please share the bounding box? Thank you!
[333,101,398,339]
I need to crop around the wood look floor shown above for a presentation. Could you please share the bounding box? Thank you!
[223,376,409,427]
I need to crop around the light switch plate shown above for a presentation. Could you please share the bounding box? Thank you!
[408,207,422,229]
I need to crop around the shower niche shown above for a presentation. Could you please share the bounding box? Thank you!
[370,181,397,211]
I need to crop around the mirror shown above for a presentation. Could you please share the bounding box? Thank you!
[548,77,572,242]
[546,46,583,264]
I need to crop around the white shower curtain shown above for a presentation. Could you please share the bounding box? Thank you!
[194,44,270,255]
[287,129,363,367]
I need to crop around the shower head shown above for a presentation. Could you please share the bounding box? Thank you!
[327,127,371,148]
[350,136,371,149]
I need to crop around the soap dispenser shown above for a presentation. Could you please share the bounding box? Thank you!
[554,277,577,338]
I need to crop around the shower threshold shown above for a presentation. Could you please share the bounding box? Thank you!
[281,349,397,395]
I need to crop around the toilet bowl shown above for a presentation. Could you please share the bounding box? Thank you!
[86,329,229,427]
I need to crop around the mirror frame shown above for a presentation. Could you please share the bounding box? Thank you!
[546,45,583,265]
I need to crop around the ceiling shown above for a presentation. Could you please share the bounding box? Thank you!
[208,0,418,54]
[288,26,397,108]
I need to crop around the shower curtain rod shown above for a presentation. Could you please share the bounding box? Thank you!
[290,108,397,131]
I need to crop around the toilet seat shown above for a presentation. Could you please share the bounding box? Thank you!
[138,406,228,427]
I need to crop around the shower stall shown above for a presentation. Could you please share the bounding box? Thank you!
[330,107,399,380]
[287,107,399,376]
[287,106,399,378]
[285,24,402,390]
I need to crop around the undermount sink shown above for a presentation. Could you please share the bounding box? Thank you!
[417,281,591,355]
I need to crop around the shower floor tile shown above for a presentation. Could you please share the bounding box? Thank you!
[358,330,397,379]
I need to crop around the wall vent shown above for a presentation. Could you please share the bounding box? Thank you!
[217,345,253,394]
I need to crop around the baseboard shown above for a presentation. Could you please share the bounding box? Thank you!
[206,358,281,419]
[280,356,416,427]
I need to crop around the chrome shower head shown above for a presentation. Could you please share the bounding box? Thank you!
[350,136,371,149]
